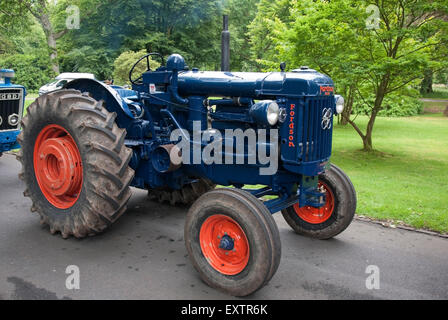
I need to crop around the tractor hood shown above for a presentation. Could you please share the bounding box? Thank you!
[177,68,334,99]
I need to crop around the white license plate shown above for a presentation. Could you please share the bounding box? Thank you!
[0,93,20,101]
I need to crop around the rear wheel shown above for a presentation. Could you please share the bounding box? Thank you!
[185,188,281,296]
[281,164,356,239]
[17,90,134,238]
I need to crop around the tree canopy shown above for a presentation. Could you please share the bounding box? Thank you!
[1,0,447,150]
[249,0,448,150]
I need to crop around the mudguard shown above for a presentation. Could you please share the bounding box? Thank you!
[64,78,135,129]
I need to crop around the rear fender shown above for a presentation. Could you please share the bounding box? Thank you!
[64,79,134,129]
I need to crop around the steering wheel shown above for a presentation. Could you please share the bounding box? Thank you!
[129,53,165,85]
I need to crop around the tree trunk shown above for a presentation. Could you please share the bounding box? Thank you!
[420,69,434,95]
[341,85,355,126]
[363,112,376,151]
[37,13,60,75]
[362,86,386,151]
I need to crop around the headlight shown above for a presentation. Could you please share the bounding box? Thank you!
[8,113,19,126]
[249,100,280,126]
[266,102,279,125]
[335,95,345,114]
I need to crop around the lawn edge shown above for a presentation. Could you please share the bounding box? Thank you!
[355,214,448,239]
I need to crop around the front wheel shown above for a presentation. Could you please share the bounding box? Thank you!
[185,188,281,296]
[281,164,356,240]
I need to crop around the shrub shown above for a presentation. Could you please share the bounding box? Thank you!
[353,91,424,117]
[0,53,52,92]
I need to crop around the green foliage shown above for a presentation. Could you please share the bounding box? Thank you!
[434,70,448,84]
[354,87,424,117]
[248,0,292,71]
[0,54,52,91]
[354,94,424,117]
[60,46,115,80]
[224,0,261,71]
[0,19,53,91]
[59,0,224,73]
[113,50,160,86]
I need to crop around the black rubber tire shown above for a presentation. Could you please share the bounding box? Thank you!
[220,188,281,285]
[281,164,356,240]
[148,178,215,206]
[185,188,281,296]
[17,89,135,238]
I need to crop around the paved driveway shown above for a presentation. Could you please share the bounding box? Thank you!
[0,153,447,300]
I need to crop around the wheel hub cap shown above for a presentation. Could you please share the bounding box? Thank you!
[34,124,83,209]
[200,215,250,275]
[218,234,235,251]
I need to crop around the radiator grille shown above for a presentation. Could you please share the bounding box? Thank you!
[0,88,23,131]
[299,96,333,163]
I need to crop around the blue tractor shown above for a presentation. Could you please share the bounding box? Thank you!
[19,53,356,296]
[0,69,25,157]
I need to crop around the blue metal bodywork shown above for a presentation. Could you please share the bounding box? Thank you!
[0,69,25,153]
[66,54,337,213]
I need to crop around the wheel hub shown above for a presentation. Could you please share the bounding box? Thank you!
[293,182,335,224]
[34,124,83,209]
[200,215,249,275]
[218,234,235,251]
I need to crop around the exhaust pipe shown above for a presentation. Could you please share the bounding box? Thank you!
[221,15,230,72]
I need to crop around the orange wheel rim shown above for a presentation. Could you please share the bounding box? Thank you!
[293,182,335,224]
[33,124,83,209]
[199,215,250,275]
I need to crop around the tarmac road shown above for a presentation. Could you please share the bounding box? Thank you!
[0,153,447,300]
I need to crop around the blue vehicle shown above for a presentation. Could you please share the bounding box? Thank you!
[0,69,25,157]
[18,54,356,296]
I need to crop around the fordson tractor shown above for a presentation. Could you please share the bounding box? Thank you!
[18,53,356,296]
[0,69,25,157]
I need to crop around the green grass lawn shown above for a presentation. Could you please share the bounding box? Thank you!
[332,114,448,233]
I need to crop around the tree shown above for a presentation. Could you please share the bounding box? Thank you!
[248,0,293,71]
[58,0,224,72]
[223,0,261,71]
[0,0,110,75]
[0,15,53,91]
[249,0,448,151]
[0,0,67,74]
